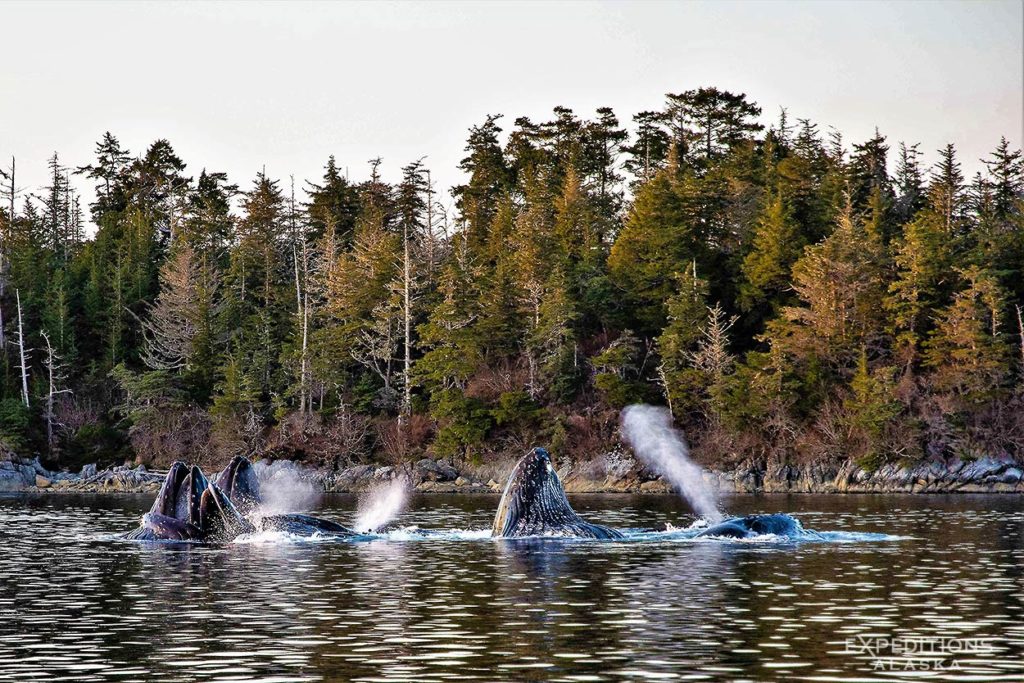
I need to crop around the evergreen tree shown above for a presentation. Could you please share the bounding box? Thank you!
[607,160,687,333]
[305,155,361,247]
[924,266,1010,405]
[769,201,886,377]
[453,115,510,257]
[893,142,926,225]
[624,111,670,186]
[663,87,763,164]
[656,265,708,417]
[740,191,803,312]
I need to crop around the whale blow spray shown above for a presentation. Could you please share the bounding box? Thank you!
[355,478,410,533]
[253,460,323,514]
[620,404,722,522]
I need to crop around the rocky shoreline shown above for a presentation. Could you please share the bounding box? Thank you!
[2,449,1022,496]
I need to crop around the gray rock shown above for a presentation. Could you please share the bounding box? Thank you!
[413,458,458,483]
[1000,467,1022,484]
[0,468,28,491]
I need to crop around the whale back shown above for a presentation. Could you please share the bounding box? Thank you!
[492,448,622,539]
[696,513,803,539]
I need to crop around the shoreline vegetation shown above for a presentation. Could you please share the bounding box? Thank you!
[1,87,1023,491]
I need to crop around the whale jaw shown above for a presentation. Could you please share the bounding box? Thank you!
[214,455,262,515]
[492,448,623,540]
[126,462,255,542]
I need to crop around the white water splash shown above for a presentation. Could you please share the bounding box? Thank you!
[252,460,322,514]
[620,404,723,522]
[354,478,410,533]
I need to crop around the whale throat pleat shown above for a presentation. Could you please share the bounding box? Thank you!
[494,450,623,539]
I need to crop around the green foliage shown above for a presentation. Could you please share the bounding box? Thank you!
[741,191,803,311]
[491,391,543,429]
[923,267,1011,405]
[0,94,1020,472]
[0,399,31,452]
[429,389,493,460]
[845,349,901,468]
[62,424,130,471]
[607,168,687,333]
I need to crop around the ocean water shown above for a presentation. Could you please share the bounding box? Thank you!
[0,492,1021,682]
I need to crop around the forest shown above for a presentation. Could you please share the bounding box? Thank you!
[1,87,1022,475]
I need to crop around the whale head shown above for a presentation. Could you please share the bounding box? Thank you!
[215,455,262,515]
[492,447,622,539]
[140,462,252,541]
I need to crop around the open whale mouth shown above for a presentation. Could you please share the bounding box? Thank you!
[492,448,623,540]
[126,462,254,542]
[214,455,263,516]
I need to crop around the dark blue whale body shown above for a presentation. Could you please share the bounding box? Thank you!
[695,513,803,539]
[122,455,354,542]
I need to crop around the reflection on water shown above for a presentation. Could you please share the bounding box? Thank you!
[0,493,1021,681]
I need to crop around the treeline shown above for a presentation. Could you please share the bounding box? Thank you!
[1,87,1022,472]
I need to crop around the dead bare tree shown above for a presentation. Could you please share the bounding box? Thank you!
[352,302,400,407]
[1016,305,1024,374]
[0,156,26,348]
[41,331,72,453]
[401,202,413,422]
[289,176,311,416]
[15,289,29,407]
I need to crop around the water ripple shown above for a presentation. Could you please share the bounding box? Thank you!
[0,493,1021,681]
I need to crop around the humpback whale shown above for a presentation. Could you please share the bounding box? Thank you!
[215,455,356,537]
[122,456,355,541]
[694,513,804,539]
[492,448,623,539]
[122,462,254,542]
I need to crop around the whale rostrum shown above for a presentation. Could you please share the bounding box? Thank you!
[122,456,355,542]
[492,448,623,539]
[122,462,255,542]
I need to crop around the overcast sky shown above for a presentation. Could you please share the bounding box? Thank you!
[1,0,1021,223]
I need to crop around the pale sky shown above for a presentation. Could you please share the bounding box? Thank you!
[1,0,1021,224]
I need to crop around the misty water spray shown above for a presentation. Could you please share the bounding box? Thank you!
[354,478,410,533]
[620,404,722,522]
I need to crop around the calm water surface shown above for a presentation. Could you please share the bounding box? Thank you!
[1,492,1022,682]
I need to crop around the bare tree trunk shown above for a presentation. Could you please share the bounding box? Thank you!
[289,177,309,416]
[40,331,69,454]
[657,363,674,418]
[401,218,412,423]
[0,155,17,348]
[292,241,305,413]
[16,289,29,407]
[1016,305,1024,372]
[527,353,537,400]
[301,288,309,413]
[425,170,435,277]
[45,333,54,450]
[5,157,13,224]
